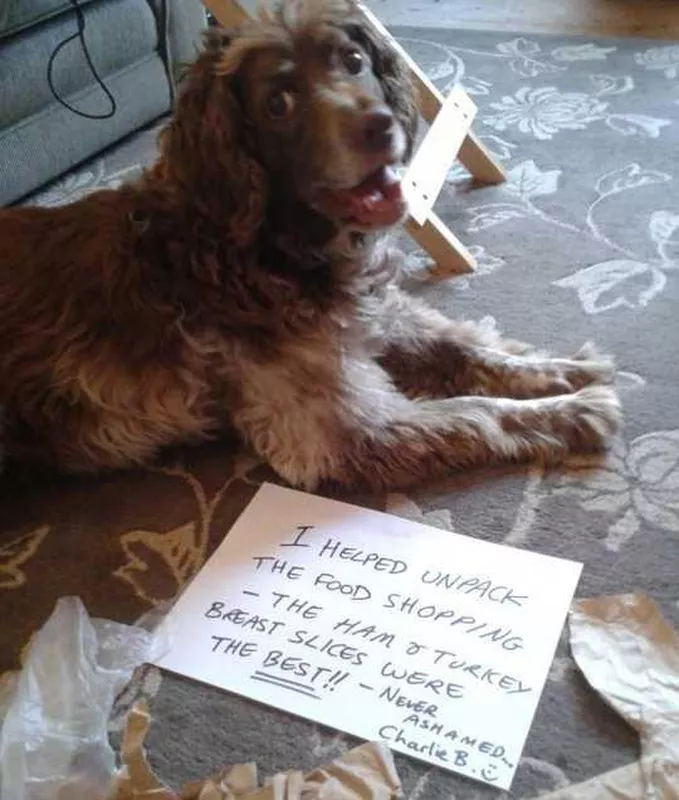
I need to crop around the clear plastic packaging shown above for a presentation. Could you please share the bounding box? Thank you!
[0,596,162,800]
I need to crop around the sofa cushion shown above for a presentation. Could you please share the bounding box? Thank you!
[0,0,99,41]
[146,0,208,83]
[0,53,171,206]
[0,0,159,131]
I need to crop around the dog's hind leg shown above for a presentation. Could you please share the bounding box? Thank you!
[232,355,621,492]
[366,286,615,400]
[5,394,209,473]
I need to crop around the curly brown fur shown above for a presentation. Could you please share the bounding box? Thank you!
[0,0,621,490]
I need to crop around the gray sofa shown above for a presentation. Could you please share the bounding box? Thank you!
[0,0,207,206]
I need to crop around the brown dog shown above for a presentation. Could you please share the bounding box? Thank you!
[0,0,621,490]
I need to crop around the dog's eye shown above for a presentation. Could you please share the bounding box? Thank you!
[343,49,364,75]
[266,88,296,119]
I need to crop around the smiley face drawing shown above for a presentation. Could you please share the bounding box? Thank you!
[480,763,500,783]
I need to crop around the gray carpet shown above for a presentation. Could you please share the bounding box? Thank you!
[2,25,679,799]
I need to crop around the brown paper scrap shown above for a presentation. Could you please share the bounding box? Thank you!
[109,700,181,799]
[109,701,402,800]
[539,592,679,800]
[181,763,259,799]
[303,735,402,799]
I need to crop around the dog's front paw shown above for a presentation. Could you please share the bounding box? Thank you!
[561,342,616,390]
[560,384,623,452]
[506,354,614,398]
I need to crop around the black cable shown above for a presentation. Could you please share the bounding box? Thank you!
[46,0,117,120]
[156,0,175,103]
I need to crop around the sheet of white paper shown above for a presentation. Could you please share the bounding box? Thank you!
[154,483,582,791]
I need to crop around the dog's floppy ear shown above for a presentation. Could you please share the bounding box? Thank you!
[346,20,419,160]
[159,29,267,247]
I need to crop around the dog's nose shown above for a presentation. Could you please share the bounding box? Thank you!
[361,108,394,151]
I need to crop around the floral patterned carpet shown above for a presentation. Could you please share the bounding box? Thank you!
[2,26,679,800]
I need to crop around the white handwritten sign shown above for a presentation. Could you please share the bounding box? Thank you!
[154,483,582,790]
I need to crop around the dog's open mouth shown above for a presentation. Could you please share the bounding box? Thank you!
[324,166,405,228]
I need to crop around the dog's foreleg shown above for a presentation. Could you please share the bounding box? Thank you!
[365,285,615,399]
[233,356,621,492]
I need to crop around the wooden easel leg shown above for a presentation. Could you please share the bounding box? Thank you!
[458,132,506,185]
[406,213,475,277]
[411,79,506,185]
[203,0,248,27]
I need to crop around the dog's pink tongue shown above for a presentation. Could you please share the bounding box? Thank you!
[347,166,403,225]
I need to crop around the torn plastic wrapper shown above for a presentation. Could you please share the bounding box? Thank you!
[0,596,402,800]
[0,596,167,800]
[540,592,679,800]
[110,700,403,799]
[6,589,677,799]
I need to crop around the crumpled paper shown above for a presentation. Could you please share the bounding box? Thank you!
[540,592,679,800]
[110,701,402,799]
[7,592,677,800]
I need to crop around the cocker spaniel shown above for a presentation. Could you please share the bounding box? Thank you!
[0,0,621,490]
